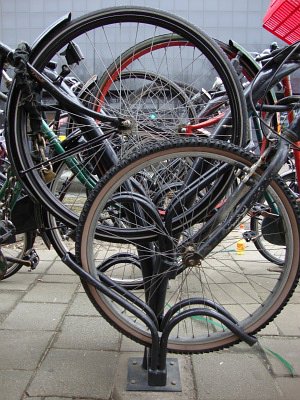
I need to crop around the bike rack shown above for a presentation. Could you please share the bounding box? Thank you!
[127,299,257,391]
[59,191,258,392]
[62,245,257,393]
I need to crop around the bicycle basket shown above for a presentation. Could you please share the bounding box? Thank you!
[263,0,300,44]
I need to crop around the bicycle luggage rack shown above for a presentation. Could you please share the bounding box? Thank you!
[62,252,257,392]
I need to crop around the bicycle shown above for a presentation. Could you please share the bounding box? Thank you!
[0,5,298,389]
[74,35,300,354]
[87,31,300,269]
[0,6,247,261]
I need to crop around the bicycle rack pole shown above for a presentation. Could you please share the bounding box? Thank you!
[59,191,258,392]
[61,245,258,392]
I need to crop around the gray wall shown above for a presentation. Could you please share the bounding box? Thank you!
[0,0,279,52]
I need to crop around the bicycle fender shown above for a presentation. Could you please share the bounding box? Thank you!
[30,13,72,57]
[229,39,277,103]
[228,39,261,72]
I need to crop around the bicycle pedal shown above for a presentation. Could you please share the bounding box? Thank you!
[0,219,16,244]
[243,230,256,242]
[23,248,39,271]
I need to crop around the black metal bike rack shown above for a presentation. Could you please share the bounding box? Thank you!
[127,298,257,391]
[59,190,258,392]
[62,245,257,392]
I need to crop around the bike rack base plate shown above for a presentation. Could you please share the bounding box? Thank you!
[127,357,182,392]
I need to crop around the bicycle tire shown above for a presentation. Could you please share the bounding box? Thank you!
[249,168,299,266]
[0,174,36,279]
[76,138,300,353]
[6,6,247,233]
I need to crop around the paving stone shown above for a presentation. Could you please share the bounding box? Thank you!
[258,321,280,336]
[41,274,80,283]
[0,272,38,291]
[0,302,67,331]
[286,290,300,304]
[275,377,300,400]
[223,341,257,353]
[192,352,281,400]
[47,260,77,275]
[22,282,77,303]
[120,335,145,352]
[43,398,72,400]
[43,398,93,400]
[53,315,121,351]
[0,330,53,370]
[0,291,23,313]
[43,398,75,400]
[67,292,99,316]
[0,370,32,400]
[259,337,300,376]
[271,303,300,336]
[78,283,86,293]
[24,397,42,400]
[36,249,58,261]
[112,353,196,400]
[18,260,53,274]
[0,313,7,323]
[27,348,118,399]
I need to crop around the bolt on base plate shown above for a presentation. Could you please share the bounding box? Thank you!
[127,357,182,392]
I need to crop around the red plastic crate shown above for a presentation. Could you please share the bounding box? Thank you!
[263,0,300,44]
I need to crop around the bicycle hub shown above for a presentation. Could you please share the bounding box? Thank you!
[182,246,202,267]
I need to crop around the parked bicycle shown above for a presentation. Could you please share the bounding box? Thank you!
[0,3,299,389]
[0,7,247,262]
[75,36,300,354]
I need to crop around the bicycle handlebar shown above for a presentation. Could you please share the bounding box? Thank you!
[0,42,14,62]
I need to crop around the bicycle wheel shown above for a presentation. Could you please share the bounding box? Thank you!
[249,167,299,267]
[0,173,36,279]
[95,34,249,142]
[96,34,274,149]
[76,138,300,353]
[6,6,247,233]
[46,68,199,254]
[250,199,286,267]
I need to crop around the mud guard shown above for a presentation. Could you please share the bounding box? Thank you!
[31,13,72,58]
[228,39,261,73]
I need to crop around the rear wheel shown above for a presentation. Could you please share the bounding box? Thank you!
[76,138,300,353]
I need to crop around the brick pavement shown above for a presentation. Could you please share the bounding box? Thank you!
[0,247,300,400]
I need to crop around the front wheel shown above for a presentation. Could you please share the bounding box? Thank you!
[6,6,247,232]
[76,138,300,353]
